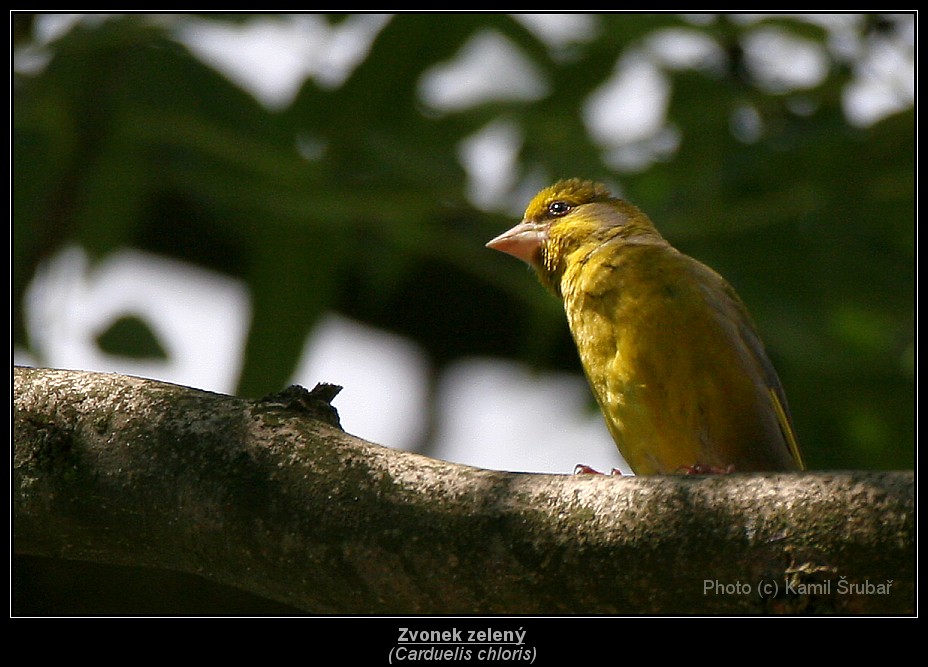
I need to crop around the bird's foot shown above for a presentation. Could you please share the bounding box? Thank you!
[574,464,624,476]
[676,463,736,475]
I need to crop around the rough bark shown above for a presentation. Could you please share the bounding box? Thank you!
[12,366,914,614]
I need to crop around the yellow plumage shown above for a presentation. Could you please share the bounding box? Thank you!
[487,179,804,475]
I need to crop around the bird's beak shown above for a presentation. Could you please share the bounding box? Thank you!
[486,221,547,266]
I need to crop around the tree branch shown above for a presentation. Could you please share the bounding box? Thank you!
[13,367,914,614]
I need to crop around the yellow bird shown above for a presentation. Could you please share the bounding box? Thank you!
[487,179,804,475]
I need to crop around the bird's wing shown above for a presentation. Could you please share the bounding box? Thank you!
[715,277,805,470]
[768,386,805,470]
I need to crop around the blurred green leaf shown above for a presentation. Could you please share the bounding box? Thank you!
[95,314,168,359]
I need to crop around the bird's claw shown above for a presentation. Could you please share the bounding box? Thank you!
[574,464,624,476]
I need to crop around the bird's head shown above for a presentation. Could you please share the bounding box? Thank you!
[487,179,663,295]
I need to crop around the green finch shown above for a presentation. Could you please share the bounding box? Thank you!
[487,179,804,475]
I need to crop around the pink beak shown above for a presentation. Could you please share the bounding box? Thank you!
[486,221,547,266]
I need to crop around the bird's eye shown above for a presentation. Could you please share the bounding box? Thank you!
[548,201,572,217]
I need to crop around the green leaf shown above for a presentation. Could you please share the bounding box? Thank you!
[95,314,168,359]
